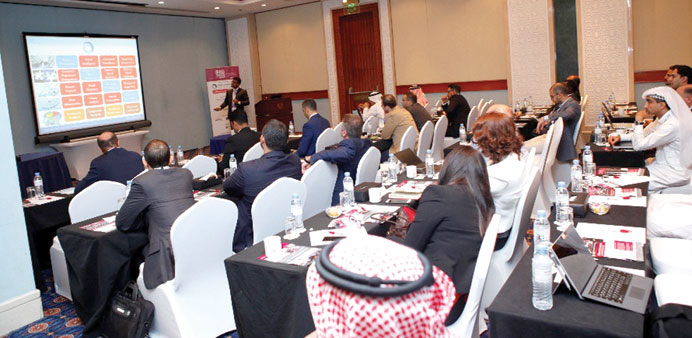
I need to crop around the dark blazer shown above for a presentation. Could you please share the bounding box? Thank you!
[74,147,144,195]
[310,138,372,205]
[223,150,302,252]
[406,103,433,131]
[115,167,195,289]
[404,184,482,296]
[220,87,250,119]
[443,94,471,138]
[547,97,581,161]
[219,127,261,172]
[297,113,331,158]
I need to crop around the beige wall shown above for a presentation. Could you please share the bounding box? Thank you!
[390,0,508,85]
[632,0,692,71]
[255,2,328,93]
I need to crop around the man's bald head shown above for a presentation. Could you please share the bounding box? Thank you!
[485,104,513,118]
[677,84,692,108]
[143,139,170,168]
[97,131,118,153]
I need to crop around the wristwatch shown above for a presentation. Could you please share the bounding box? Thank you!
[634,120,644,126]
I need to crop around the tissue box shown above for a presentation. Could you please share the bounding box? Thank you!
[354,182,381,202]
[192,175,222,190]
[569,192,589,218]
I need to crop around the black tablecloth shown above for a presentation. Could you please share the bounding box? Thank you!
[589,143,650,168]
[225,212,390,338]
[17,152,72,198]
[58,213,148,338]
[516,117,538,141]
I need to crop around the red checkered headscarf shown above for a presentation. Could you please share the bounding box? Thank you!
[306,235,457,338]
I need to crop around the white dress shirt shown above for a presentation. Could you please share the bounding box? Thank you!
[487,152,525,233]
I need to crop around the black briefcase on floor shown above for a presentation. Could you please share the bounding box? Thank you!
[101,281,155,338]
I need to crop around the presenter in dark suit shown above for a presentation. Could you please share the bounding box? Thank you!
[296,99,331,158]
[534,82,582,161]
[223,119,302,252]
[214,77,250,120]
[74,131,144,195]
[404,146,495,324]
[218,111,260,172]
[115,139,195,290]
[441,83,471,138]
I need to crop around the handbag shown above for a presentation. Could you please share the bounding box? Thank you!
[385,206,416,239]
[101,281,155,338]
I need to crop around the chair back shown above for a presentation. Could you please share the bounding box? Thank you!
[543,118,564,204]
[399,126,417,153]
[356,147,381,185]
[498,167,540,263]
[251,178,307,244]
[479,101,490,116]
[182,155,217,178]
[69,180,126,223]
[416,121,434,161]
[536,122,555,175]
[447,214,501,338]
[477,98,484,112]
[315,128,339,153]
[484,99,494,111]
[333,122,344,142]
[573,111,585,146]
[243,142,263,162]
[430,115,448,162]
[302,160,338,218]
[580,94,588,111]
[466,105,479,132]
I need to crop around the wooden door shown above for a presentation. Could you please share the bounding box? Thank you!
[333,3,384,118]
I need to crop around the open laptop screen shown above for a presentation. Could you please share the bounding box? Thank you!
[552,226,600,293]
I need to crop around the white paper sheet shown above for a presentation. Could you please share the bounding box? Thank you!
[588,195,647,208]
[576,222,646,262]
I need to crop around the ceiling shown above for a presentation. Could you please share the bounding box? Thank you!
[0,0,323,18]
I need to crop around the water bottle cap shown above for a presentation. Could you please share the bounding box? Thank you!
[178,145,182,148]
[389,154,394,158]
[537,210,546,217]
[557,181,566,188]
[230,154,235,158]
[426,149,432,154]
[584,145,590,150]
[344,172,350,177]
[573,160,580,165]
[34,172,40,176]
[127,180,132,184]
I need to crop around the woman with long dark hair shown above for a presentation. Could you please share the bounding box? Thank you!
[404,145,495,324]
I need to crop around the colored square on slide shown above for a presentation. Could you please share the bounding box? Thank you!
[101,68,119,80]
[121,79,138,91]
[102,80,120,92]
[119,55,137,67]
[56,55,78,68]
[86,107,105,119]
[62,96,83,109]
[60,83,81,95]
[106,105,124,116]
[104,92,122,104]
[80,68,101,81]
[64,108,85,122]
[124,103,141,114]
[79,55,99,67]
[99,55,118,67]
[120,67,138,78]
[82,81,102,94]
[58,69,80,82]
[84,94,104,106]
[122,91,139,103]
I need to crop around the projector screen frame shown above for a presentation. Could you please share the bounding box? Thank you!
[22,32,150,144]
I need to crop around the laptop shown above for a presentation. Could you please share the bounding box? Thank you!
[394,148,423,167]
[549,225,653,314]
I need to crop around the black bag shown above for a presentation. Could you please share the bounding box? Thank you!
[647,303,692,338]
[101,281,155,338]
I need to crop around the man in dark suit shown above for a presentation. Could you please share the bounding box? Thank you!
[223,119,302,252]
[532,82,582,161]
[441,83,471,138]
[305,114,372,205]
[115,139,195,289]
[74,131,144,195]
[401,92,432,131]
[214,77,250,120]
[218,111,260,173]
[296,99,331,158]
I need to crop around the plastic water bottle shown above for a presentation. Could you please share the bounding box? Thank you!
[425,149,434,178]
[33,172,45,199]
[556,181,570,216]
[288,121,295,136]
[532,243,554,311]
[528,96,534,112]
[343,172,355,205]
[290,193,305,233]
[229,154,238,174]
[388,154,398,183]
[168,145,174,164]
[533,210,550,251]
[593,119,603,144]
[459,124,467,144]
[571,160,583,193]
[582,145,594,178]
[176,145,184,164]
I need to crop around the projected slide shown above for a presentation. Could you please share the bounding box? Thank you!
[25,35,146,135]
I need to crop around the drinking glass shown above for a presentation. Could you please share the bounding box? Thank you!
[26,186,36,200]
[380,169,391,186]
[223,168,232,180]
[555,206,574,232]
[283,216,299,240]
[339,192,350,209]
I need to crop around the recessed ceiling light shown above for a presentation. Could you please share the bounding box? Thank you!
[157,1,164,4]
[214,6,220,9]
[261,3,267,6]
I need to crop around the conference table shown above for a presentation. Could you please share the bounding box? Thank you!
[16,151,72,198]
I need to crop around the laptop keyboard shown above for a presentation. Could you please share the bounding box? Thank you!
[588,267,632,304]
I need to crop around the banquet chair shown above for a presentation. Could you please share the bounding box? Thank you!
[447,214,500,338]
[660,181,692,194]
[480,167,541,320]
[315,128,339,154]
[484,99,494,111]
[580,94,589,111]
[416,121,434,161]
[363,116,377,135]
[466,105,479,132]
[541,118,564,206]
[654,274,692,307]
[532,121,556,216]
[355,147,381,185]
[479,101,490,116]
[333,121,344,142]
[137,197,238,338]
[51,180,126,300]
[182,155,217,178]
[252,178,307,244]
[477,98,485,113]
[302,160,338,218]
[399,126,417,153]
[650,238,692,275]
[430,115,448,162]
[243,142,263,162]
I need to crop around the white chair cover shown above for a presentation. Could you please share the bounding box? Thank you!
[315,128,339,154]
[654,274,692,307]
[650,238,692,275]
[573,111,585,146]
[243,142,263,162]
[251,178,307,244]
[532,122,555,216]
[399,126,417,153]
[466,105,479,132]
[333,121,344,142]
[416,121,434,161]
[542,118,564,205]
[430,115,448,162]
[355,147,381,185]
[182,155,217,178]
[137,198,239,338]
[302,160,338,218]
[580,94,589,111]
[479,101,490,116]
